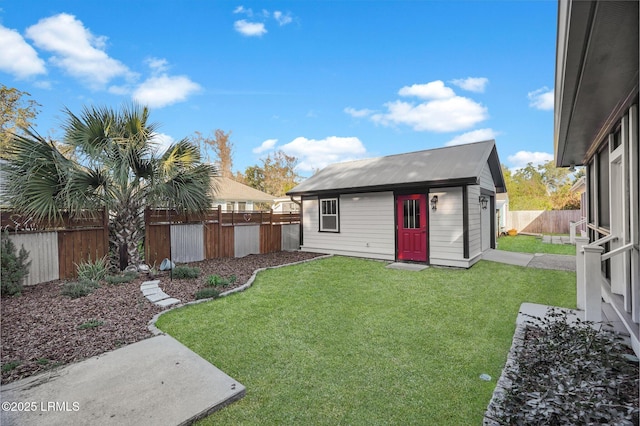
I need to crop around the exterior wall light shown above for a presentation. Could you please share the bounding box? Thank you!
[479,196,488,210]
[430,195,438,210]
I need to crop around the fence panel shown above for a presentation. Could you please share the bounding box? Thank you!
[145,223,170,268]
[260,224,281,254]
[235,225,260,257]
[281,224,300,251]
[7,232,59,286]
[170,224,204,263]
[508,210,582,234]
[57,228,109,279]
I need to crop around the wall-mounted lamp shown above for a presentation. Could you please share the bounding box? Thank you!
[430,195,438,211]
[568,164,576,172]
[479,195,488,210]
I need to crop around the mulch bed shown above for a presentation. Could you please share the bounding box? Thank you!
[1,251,324,384]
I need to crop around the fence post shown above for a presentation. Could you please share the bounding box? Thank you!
[569,221,576,244]
[217,205,222,258]
[583,244,604,323]
[574,236,590,310]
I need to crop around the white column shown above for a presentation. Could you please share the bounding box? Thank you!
[583,245,604,323]
[575,236,590,310]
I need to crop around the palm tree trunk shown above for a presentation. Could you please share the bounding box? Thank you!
[109,203,144,270]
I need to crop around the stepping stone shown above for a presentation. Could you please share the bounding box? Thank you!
[142,287,161,296]
[156,298,181,308]
[146,291,170,303]
[140,280,160,290]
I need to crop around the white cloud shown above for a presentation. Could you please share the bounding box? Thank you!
[233,5,252,15]
[146,57,169,73]
[398,80,455,99]
[273,11,293,26]
[151,132,175,155]
[344,107,374,118]
[445,128,499,146]
[234,20,267,37]
[371,97,488,132]
[0,25,46,79]
[253,139,277,154]
[133,74,201,108]
[280,136,367,172]
[25,13,133,89]
[528,86,554,110]
[450,77,489,93]
[507,151,554,169]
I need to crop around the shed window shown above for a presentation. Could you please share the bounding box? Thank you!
[319,198,339,232]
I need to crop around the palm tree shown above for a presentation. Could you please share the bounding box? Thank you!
[3,104,216,269]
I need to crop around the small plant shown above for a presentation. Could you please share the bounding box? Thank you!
[195,288,221,300]
[172,265,200,279]
[1,232,31,296]
[36,358,51,365]
[206,274,237,288]
[75,256,108,282]
[493,308,639,425]
[61,280,99,299]
[1,360,21,373]
[77,319,104,330]
[104,271,138,285]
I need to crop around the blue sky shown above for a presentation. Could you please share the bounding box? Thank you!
[1,0,557,177]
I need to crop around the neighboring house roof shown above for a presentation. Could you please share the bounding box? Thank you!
[570,176,586,194]
[212,177,275,203]
[287,140,506,196]
[554,0,638,166]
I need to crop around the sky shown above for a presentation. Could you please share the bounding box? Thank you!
[0,0,558,178]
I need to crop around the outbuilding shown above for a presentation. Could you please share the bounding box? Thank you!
[286,140,506,268]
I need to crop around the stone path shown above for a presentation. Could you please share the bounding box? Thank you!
[140,280,181,307]
[541,235,572,244]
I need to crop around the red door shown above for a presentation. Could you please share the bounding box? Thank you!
[396,194,428,262]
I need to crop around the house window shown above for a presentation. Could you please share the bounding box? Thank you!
[238,202,247,211]
[226,203,233,211]
[597,147,610,229]
[403,199,420,229]
[319,198,339,232]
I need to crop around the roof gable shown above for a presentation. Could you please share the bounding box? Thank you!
[213,177,275,203]
[288,140,505,196]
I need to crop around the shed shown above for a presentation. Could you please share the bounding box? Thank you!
[287,140,506,268]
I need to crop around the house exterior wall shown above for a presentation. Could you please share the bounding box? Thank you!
[467,185,482,261]
[300,192,395,260]
[479,163,495,191]
[428,187,466,267]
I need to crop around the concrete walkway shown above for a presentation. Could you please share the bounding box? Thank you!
[1,335,245,426]
[482,249,576,271]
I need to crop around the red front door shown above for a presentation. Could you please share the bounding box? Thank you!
[396,194,428,262]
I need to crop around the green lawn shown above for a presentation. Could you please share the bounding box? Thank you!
[496,235,577,255]
[157,256,576,425]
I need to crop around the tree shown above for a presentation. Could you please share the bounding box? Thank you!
[242,150,300,197]
[0,85,40,156]
[192,129,234,178]
[3,104,217,269]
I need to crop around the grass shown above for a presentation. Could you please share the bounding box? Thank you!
[497,235,577,255]
[157,256,576,425]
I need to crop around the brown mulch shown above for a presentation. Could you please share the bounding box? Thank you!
[1,251,324,384]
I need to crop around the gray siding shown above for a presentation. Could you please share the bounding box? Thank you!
[171,224,205,263]
[234,225,260,257]
[467,185,482,259]
[301,192,395,260]
[429,187,464,266]
[7,232,59,286]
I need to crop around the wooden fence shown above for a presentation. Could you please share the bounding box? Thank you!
[507,210,582,234]
[2,207,300,286]
[1,210,109,283]
[144,207,300,268]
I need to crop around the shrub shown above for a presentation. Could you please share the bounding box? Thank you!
[494,308,639,425]
[1,233,31,296]
[77,319,104,330]
[104,271,138,285]
[1,360,21,373]
[75,256,108,282]
[195,288,220,300]
[206,274,237,288]
[172,265,200,279]
[61,280,99,299]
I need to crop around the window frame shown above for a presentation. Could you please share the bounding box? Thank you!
[318,197,340,233]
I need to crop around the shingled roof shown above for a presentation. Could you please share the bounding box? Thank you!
[287,140,505,196]
[213,177,275,203]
